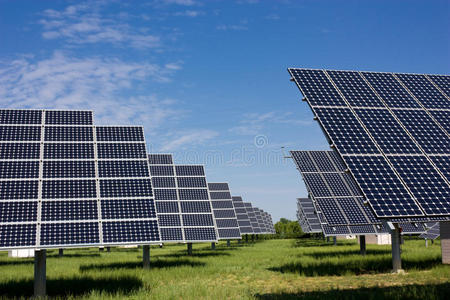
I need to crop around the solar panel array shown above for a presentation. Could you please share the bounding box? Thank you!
[148,154,218,242]
[208,183,241,239]
[232,196,253,234]
[288,69,450,219]
[291,150,426,236]
[297,198,322,233]
[420,222,440,240]
[0,109,160,250]
[254,208,266,233]
[244,202,261,234]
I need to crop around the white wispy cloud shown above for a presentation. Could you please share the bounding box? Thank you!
[0,52,183,130]
[160,129,219,151]
[160,0,197,5]
[39,2,160,49]
[230,111,313,135]
[174,10,204,17]
[216,24,248,31]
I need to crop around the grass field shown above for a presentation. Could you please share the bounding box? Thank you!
[0,238,449,299]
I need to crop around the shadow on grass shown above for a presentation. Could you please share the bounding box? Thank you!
[0,260,34,266]
[79,259,205,271]
[158,251,231,258]
[48,253,101,258]
[304,249,391,258]
[292,240,339,248]
[255,282,450,300]
[0,276,142,298]
[268,256,442,276]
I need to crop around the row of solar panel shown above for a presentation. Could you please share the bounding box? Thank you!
[0,126,145,141]
[0,110,93,125]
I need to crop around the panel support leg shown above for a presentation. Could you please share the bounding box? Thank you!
[106,247,111,252]
[326,236,330,242]
[333,236,337,246]
[187,243,193,255]
[143,245,150,269]
[227,240,231,247]
[99,247,104,252]
[425,238,428,248]
[58,249,63,257]
[34,250,46,298]
[359,236,366,256]
[211,242,216,250]
[440,221,450,264]
[391,225,403,273]
[245,235,248,243]
[251,234,255,242]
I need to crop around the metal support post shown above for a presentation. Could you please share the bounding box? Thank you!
[58,249,63,257]
[360,236,366,256]
[333,236,337,246]
[34,250,46,298]
[391,225,403,273]
[187,243,193,255]
[211,242,216,250]
[143,245,150,269]
[227,240,231,247]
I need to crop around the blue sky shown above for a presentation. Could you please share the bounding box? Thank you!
[1,0,449,222]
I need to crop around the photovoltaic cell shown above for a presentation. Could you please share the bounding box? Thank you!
[208,183,241,239]
[232,196,253,234]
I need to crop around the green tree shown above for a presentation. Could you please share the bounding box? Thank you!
[274,219,304,239]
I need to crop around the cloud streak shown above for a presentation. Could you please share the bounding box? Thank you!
[160,129,219,151]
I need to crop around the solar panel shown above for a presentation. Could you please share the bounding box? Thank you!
[254,208,266,234]
[231,196,253,234]
[297,198,322,233]
[0,109,160,250]
[208,183,241,239]
[289,69,450,219]
[243,202,261,233]
[148,154,218,242]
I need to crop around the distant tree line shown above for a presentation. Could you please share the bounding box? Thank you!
[274,218,304,239]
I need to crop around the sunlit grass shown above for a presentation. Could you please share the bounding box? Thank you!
[0,238,448,299]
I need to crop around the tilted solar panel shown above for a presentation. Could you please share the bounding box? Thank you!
[208,182,241,239]
[289,69,450,219]
[231,196,253,234]
[0,109,160,250]
[244,202,261,233]
[148,154,218,242]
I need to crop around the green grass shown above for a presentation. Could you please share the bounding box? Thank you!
[0,238,449,299]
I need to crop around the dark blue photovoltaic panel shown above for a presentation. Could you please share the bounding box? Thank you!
[392,109,450,154]
[96,127,144,142]
[302,173,332,197]
[0,110,42,124]
[0,224,36,247]
[211,200,234,209]
[309,151,336,172]
[327,70,384,107]
[396,73,448,109]
[184,228,216,240]
[154,189,178,200]
[40,222,99,245]
[155,201,179,213]
[178,189,209,200]
[291,151,316,172]
[0,161,39,178]
[361,72,420,108]
[45,126,93,141]
[43,161,95,178]
[208,183,229,191]
[160,228,183,240]
[389,156,450,215]
[43,180,96,199]
[429,110,450,134]
[218,228,241,238]
[0,126,41,141]
[45,143,94,159]
[214,209,236,219]
[182,214,214,226]
[322,173,351,196]
[100,179,152,198]
[210,192,232,200]
[0,181,38,200]
[101,199,156,219]
[289,69,346,107]
[428,75,450,98]
[0,143,40,159]
[429,156,450,182]
[41,200,97,221]
[102,220,159,243]
[148,165,174,176]
[314,108,379,154]
[177,177,207,188]
[148,154,173,165]
[315,198,347,225]
[341,173,363,196]
[355,109,421,154]
[175,165,205,176]
[158,214,182,227]
[98,160,149,178]
[0,202,37,222]
[97,143,147,159]
[345,156,422,216]
[338,198,369,224]
[350,225,376,234]
[328,151,346,171]
[322,224,350,235]
[45,110,93,125]
[216,219,239,228]
[152,177,176,188]
[180,201,211,213]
